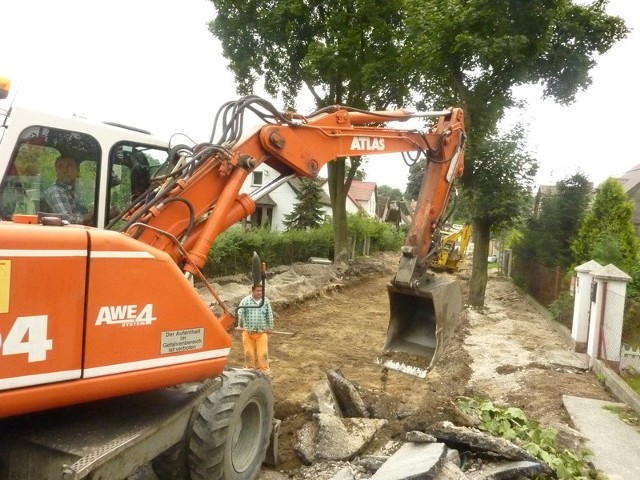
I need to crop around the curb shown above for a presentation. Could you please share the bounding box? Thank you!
[592,359,640,416]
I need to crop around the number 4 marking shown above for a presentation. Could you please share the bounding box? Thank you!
[1,315,53,362]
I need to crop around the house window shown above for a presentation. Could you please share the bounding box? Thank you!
[252,171,263,186]
[250,206,273,229]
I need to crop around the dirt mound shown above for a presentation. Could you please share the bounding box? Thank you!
[212,253,612,478]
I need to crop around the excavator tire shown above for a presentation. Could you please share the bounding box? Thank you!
[152,441,189,480]
[188,368,274,480]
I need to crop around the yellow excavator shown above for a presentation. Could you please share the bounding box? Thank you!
[430,224,472,273]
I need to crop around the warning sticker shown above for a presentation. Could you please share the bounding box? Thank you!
[0,260,10,314]
[161,328,204,354]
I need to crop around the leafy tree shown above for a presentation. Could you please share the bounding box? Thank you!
[514,172,592,271]
[283,178,325,230]
[349,158,366,181]
[572,177,639,273]
[208,0,627,302]
[377,185,403,202]
[404,157,426,201]
[403,0,628,305]
[208,0,414,266]
[461,125,538,303]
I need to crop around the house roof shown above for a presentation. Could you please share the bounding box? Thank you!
[619,163,640,193]
[349,180,376,202]
[254,193,277,206]
[288,176,332,206]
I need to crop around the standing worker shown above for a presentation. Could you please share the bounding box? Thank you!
[237,283,274,377]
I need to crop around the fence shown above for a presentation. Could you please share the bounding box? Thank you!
[600,286,626,366]
[622,345,640,372]
[510,257,562,307]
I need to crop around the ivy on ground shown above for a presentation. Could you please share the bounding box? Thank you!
[456,397,603,480]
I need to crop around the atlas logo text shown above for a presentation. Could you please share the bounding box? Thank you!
[350,137,385,151]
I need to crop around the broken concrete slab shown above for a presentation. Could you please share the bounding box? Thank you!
[465,460,550,479]
[316,414,389,461]
[304,379,342,416]
[405,430,437,443]
[370,442,447,479]
[295,413,388,464]
[328,466,356,480]
[544,349,588,370]
[308,257,333,265]
[444,447,461,466]
[353,455,388,473]
[434,460,468,480]
[374,357,429,378]
[428,421,540,463]
[326,369,370,418]
[294,421,319,465]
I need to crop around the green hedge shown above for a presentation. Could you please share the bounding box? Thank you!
[204,214,404,276]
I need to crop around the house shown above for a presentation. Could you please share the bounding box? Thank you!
[239,167,379,230]
[533,181,593,221]
[618,163,640,236]
[239,165,332,231]
[338,179,377,217]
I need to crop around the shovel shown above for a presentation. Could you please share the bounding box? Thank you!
[235,327,296,336]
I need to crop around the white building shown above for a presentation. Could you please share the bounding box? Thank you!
[239,167,378,231]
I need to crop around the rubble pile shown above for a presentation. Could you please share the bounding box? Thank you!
[288,370,553,480]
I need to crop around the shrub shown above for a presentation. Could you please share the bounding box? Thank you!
[204,216,401,276]
[549,292,574,329]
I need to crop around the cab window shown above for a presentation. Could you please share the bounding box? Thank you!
[0,126,100,224]
[107,143,168,228]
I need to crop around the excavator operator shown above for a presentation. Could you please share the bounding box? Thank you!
[43,155,94,225]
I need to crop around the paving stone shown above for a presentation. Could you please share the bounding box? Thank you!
[370,442,447,479]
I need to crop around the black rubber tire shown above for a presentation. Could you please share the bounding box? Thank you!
[151,441,189,480]
[187,369,274,480]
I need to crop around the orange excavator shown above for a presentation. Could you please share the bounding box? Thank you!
[0,79,465,478]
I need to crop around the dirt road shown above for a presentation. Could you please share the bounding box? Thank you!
[224,254,613,475]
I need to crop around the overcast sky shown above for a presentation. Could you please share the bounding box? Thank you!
[2,0,638,191]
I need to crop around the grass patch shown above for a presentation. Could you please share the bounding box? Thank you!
[603,405,640,431]
[620,370,640,396]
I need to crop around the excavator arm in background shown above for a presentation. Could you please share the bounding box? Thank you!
[431,224,473,273]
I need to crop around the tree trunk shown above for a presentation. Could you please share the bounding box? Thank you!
[468,219,491,306]
[327,160,349,267]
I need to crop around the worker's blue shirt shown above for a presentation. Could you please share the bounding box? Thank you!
[237,295,274,332]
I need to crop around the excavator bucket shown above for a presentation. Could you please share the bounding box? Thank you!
[384,277,462,370]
